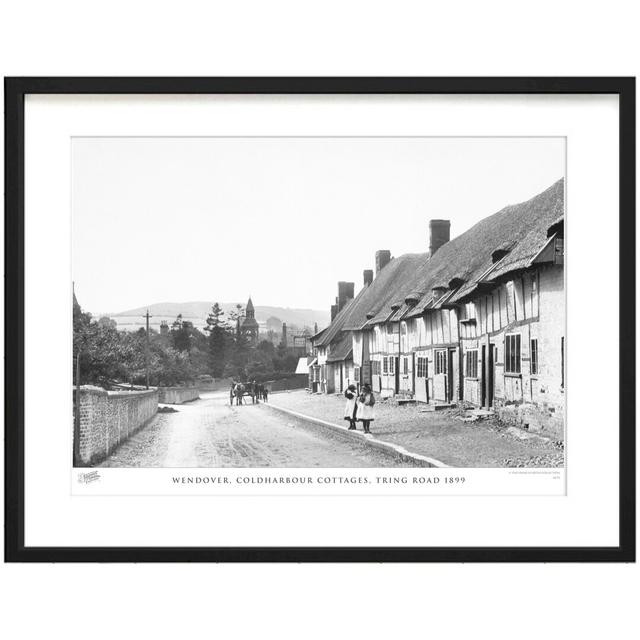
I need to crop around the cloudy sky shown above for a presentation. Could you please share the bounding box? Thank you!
[72,137,565,314]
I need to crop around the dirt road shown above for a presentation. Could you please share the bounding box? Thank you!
[100,391,409,468]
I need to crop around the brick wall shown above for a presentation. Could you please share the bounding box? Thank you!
[158,387,200,404]
[74,386,158,466]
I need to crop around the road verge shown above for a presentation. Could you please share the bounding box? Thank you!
[264,401,449,468]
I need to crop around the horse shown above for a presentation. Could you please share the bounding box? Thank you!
[234,383,246,405]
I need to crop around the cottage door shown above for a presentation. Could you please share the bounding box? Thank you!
[481,343,495,408]
[481,345,486,407]
[414,355,429,403]
[433,349,448,403]
[447,348,457,403]
[411,352,416,395]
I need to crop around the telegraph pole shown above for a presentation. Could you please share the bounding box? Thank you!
[143,309,152,389]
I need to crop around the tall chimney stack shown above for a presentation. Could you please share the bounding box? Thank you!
[363,269,373,286]
[337,281,355,312]
[330,304,338,321]
[281,322,287,346]
[375,250,391,274]
[429,220,451,257]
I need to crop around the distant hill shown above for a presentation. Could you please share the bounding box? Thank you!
[101,301,329,333]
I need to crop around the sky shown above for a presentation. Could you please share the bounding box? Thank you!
[72,137,565,314]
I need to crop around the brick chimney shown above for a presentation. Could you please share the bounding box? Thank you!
[363,269,373,286]
[375,250,391,274]
[337,281,354,312]
[330,304,338,321]
[429,220,450,257]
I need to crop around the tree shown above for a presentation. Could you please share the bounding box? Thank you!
[266,316,282,332]
[73,298,207,389]
[98,316,117,330]
[204,302,229,377]
[170,314,192,352]
[228,304,245,326]
[74,312,130,387]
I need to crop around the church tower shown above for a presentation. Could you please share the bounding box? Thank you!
[240,296,260,344]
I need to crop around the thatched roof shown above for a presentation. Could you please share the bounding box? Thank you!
[318,178,564,336]
[340,253,430,330]
[326,331,353,363]
[312,290,362,347]
[406,178,564,316]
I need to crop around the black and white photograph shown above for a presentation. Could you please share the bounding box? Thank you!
[72,136,566,472]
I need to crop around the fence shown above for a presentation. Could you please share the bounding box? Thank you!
[74,386,158,466]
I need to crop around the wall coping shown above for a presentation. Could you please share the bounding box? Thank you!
[107,389,158,399]
[157,386,197,391]
[73,386,158,399]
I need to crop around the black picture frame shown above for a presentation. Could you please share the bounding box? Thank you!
[4,77,636,563]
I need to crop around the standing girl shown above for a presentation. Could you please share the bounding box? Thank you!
[343,384,358,430]
[356,383,376,434]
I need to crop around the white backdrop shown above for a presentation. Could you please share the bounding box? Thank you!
[1,2,638,639]
[24,94,615,547]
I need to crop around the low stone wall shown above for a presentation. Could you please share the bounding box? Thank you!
[158,386,200,404]
[194,377,232,392]
[496,400,564,440]
[267,375,308,392]
[74,386,158,466]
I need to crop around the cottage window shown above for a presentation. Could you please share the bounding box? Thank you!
[382,357,388,375]
[435,350,447,375]
[386,324,394,335]
[505,333,521,374]
[353,366,361,384]
[416,357,427,377]
[403,357,409,375]
[389,357,395,375]
[465,350,478,378]
[530,339,539,375]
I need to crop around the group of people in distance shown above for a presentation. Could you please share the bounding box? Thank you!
[230,380,268,406]
[343,383,375,434]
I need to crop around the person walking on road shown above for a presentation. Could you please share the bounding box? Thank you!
[356,383,376,434]
[262,385,269,402]
[343,384,358,430]
[230,382,236,406]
